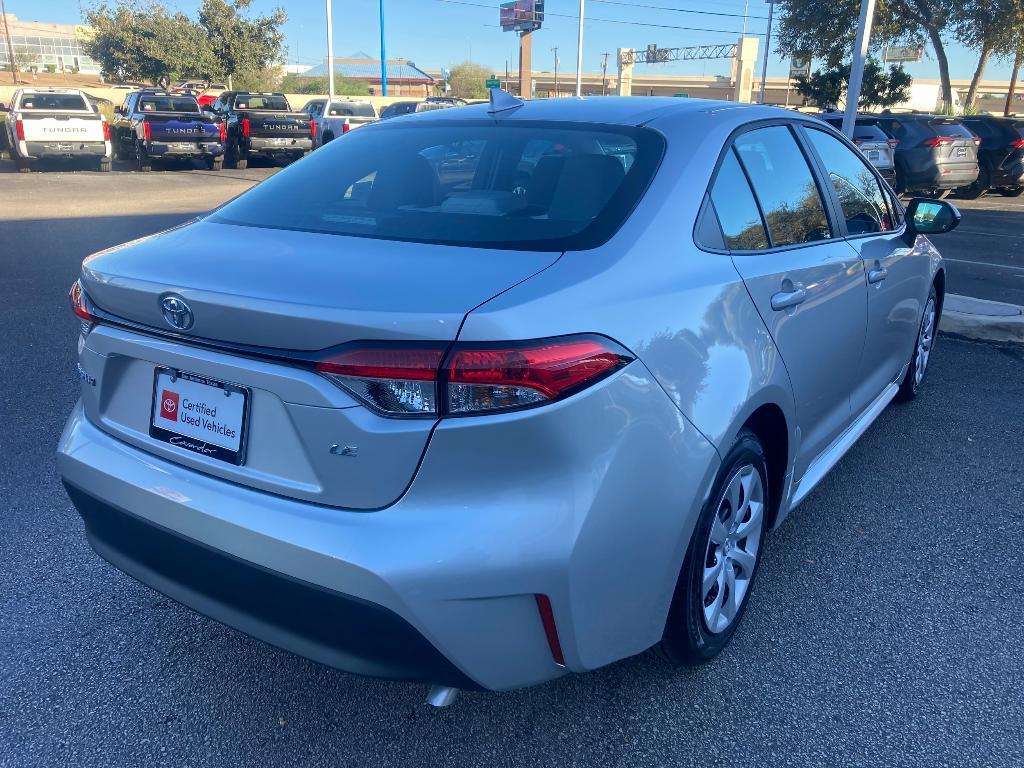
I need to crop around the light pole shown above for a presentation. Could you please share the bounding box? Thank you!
[379,0,388,96]
[574,0,585,96]
[758,0,775,104]
[842,0,877,137]
[552,46,558,97]
[325,0,335,102]
[1,0,18,85]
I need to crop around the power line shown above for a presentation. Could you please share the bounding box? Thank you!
[590,0,768,21]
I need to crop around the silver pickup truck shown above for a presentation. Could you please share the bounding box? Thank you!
[299,98,379,148]
[2,88,111,172]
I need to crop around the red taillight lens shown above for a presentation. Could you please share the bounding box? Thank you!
[312,335,633,417]
[143,120,151,141]
[887,139,899,148]
[853,138,863,146]
[69,279,96,322]
[1009,138,1024,150]
[219,121,226,142]
[446,337,632,414]
[342,121,351,134]
[920,136,953,148]
[535,595,566,667]
[310,119,317,139]
[241,117,250,137]
[15,119,25,141]
[102,121,110,140]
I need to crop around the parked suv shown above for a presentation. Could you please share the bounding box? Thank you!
[59,97,959,700]
[818,114,897,187]
[874,113,979,196]
[955,115,1024,198]
[1,88,111,172]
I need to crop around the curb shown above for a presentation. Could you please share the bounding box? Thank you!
[939,293,1024,344]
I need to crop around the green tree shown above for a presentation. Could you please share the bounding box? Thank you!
[83,1,218,83]
[198,0,286,85]
[447,61,492,99]
[13,45,39,72]
[794,59,912,110]
[954,0,1024,109]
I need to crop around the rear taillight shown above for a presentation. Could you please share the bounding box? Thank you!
[887,139,899,148]
[972,136,982,144]
[310,119,317,139]
[241,117,250,137]
[1009,138,1024,150]
[853,138,863,145]
[219,121,227,142]
[102,121,110,141]
[920,136,953,148]
[15,119,25,141]
[69,279,97,323]
[342,121,351,134]
[313,335,633,418]
[143,120,151,141]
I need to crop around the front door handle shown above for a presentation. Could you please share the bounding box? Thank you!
[770,286,808,311]
[868,266,889,284]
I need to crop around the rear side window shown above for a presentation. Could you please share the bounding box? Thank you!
[710,149,768,250]
[805,128,894,235]
[852,122,890,142]
[211,122,664,251]
[18,93,88,111]
[734,125,831,247]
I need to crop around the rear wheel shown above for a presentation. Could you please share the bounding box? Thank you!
[209,155,224,171]
[896,286,938,402]
[15,157,31,173]
[659,431,769,665]
[999,186,1024,197]
[235,152,248,170]
[136,143,152,172]
[98,157,112,173]
[956,167,988,199]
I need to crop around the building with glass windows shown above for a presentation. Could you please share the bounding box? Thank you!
[0,14,100,75]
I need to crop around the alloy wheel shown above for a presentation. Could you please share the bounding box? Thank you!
[915,297,936,387]
[701,464,764,634]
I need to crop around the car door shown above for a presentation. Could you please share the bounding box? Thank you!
[801,125,926,415]
[717,123,868,480]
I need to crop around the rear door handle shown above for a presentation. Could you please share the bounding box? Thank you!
[770,286,808,311]
[867,266,889,284]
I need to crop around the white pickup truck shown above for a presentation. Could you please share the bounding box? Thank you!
[2,88,112,172]
[298,98,379,149]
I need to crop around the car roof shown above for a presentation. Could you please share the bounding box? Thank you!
[395,95,781,127]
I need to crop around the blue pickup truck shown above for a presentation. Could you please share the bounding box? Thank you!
[111,90,225,171]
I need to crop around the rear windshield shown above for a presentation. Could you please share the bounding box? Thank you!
[140,96,200,113]
[327,102,375,117]
[852,122,890,142]
[233,95,290,110]
[211,121,664,251]
[18,93,88,111]
[930,119,975,139]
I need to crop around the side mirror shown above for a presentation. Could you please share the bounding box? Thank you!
[902,198,961,245]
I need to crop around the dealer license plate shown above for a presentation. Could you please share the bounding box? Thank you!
[149,368,249,465]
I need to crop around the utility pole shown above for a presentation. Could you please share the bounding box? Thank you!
[1005,47,1022,116]
[842,0,876,137]
[1,0,17,85]
[758,0,775,104]
[519,30,532,98]
[552,46,559,97]
[379,0,387,96]
[326,0,335,102]
[574,0,585,96]
[601,52,609,95]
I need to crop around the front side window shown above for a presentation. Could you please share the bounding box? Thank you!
[211,122,664,251]
[805,128,894,235]
[734,125,831,247]
[710,149,769,250]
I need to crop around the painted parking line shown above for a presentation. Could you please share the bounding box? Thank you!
[944,257,1024,272]
[950,228,1024,239]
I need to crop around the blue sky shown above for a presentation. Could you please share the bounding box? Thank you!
[12,0,1016,81]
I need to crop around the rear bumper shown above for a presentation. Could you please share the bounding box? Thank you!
[146,141,224,158]
[247,137,312,154]
[63,481,479,690]
[23,140,107,159]
[56,358,719,690]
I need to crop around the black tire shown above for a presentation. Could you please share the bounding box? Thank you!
[659,430,770,665]
[999,186,1024,197]
[322,131,335,146]
[15,157,31,173]
[136,143,152,172]
[896,285,938,403]
[98,157,112,172]
[209,155,224,171]
[235,154,248,170]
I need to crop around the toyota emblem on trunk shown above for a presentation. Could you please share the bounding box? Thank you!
[160,295,194,330]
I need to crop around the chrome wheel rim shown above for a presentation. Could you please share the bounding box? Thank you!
[702,464,764,634]
[914,297,936,387]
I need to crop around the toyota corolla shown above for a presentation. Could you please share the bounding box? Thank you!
[58,93,959,703]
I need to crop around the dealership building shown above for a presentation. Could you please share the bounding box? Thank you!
[0,14,101,75]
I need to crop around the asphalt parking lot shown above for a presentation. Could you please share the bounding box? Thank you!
[2,164,1023,768]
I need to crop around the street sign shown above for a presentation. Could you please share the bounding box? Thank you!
[883,45,923,63]
[485,77,501,89]
[673,93,689,97]
[789,56,812,78]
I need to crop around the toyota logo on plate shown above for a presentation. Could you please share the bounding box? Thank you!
[160,295,194,330]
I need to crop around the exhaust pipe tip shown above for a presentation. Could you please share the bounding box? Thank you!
[426,685,459,708]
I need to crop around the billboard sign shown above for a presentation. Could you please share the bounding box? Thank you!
[500,0,543,32]
[789,56,812,78]
[883,45,923,63]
